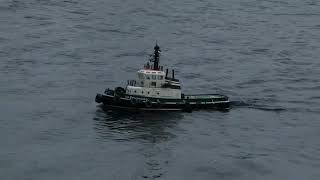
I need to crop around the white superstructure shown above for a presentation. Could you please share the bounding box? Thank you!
[126,69,181,99]
[124,44,182,99]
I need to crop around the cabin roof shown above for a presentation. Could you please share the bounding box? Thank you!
[138,69,165,75]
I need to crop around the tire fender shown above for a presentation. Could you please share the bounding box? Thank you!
[145,99,152,108]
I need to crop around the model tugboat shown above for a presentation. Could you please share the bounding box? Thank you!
[95,44,230,112]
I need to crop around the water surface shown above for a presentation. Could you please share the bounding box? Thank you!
[1,0,320,179]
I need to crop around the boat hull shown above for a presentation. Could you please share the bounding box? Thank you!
[95,91,230,112]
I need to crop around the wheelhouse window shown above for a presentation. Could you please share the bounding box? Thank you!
[151,82,156,87]
[158,75,163,80]
[146,75,150,80]
[152,75,157,80]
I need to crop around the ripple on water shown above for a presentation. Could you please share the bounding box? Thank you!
[93,108,183,143]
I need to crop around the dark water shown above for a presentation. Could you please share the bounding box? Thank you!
[1,0,320,179]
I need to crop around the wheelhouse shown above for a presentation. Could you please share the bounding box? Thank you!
[137,69,165,88]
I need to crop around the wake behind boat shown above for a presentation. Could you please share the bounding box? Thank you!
[95,44,230,112]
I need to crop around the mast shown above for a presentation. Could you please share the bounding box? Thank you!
[152,44,161,70]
